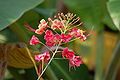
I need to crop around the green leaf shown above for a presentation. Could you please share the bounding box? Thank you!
[107,0,120,31]
[64,0,117,31]
[0,28,18,43]
[0,10,40,43]
[0,0,44,31]
[44,59,91,80]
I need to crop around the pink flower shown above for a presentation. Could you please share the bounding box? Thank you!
[44,30,61,47]
[80,34,87,41]
[51,19,64,30]
[46,41,55,47]
[45,34,61,47]
[44,30,54,40]
[61,34,72,43]
[30,35,40,45]
[35,52,50,62]
[44,52,50,61]
[35,54,45,61]
[35,27,46,35]
[69,28,81,37]
[35,19,48,34]
[53,34,61,44]
[69,28,87,41]
[69,56,83,67]
[62,47,74,59]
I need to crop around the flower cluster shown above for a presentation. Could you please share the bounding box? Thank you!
[35,51,50,62]
[62,48,83,67]
[27,13,88,78]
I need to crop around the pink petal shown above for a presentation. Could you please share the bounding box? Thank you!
[30,35,40,45]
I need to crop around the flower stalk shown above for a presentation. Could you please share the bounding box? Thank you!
[26,13,89,80]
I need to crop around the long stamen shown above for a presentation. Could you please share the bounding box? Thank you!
[76,22,83,27]
[24,23,36,32]
[61,13,66,20]
[71,17,80,25]
[69,17,80,25]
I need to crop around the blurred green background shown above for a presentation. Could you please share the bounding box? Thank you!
[0,0,120,80]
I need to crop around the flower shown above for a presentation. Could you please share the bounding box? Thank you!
[69,56,83,67]
[44,30,54,40]
[44,30,61,47]
[35,52,50,62]
[35,19,48,34]
[35,54,44,62]
[35,27,46,35]
[51,19,64,30]
[44,30,54,46]
[45,34,61,47]
[69,28,81,37]
[44,52,51,61]
[30,35,40,45]
[69,28,87,41]
[53,34,61,44]
[62,47,74,59]
[61,34,72,43]
[80,34,87,41]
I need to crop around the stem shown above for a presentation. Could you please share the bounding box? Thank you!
[104,40,120,80]
[94,30,104,80]
[37,43,61,80]
[53,58,67,60]
[61,37,79,45]
[42,59,44,72]
[26,47,38,75]
[39,42,54,54]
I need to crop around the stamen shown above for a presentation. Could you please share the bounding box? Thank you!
[58,13,63,21]
[76,22,83,27]
[48,18,52,22]
[70,14,76,20]
[71,17,80,25]
[69,17,79,25]
[24,23,36,32]
[61,13,66,20]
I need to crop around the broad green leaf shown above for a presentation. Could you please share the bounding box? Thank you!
[64,0,117,31]
[0,0,44,31]
[33,0,57,19]
[33,8,56,19]
[0,28,18,43]
[44,59,91,80]
[107,0,120,31]
[0,10,40,44]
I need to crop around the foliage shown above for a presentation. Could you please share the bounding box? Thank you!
[0,0,120,80]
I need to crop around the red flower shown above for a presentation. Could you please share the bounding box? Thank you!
[62,47,74,59]
[44,52,50,61]
[80,34,87,41]
[35,27,46,35]
[45,34,61,47]
[61,34,72,43]
[69,28,81,37]
[30,35,40,45]
[51,19,64,30]
[35,19,48,35]
[44,30,61,47]
[53,34,61,44]
[35,51,50,62]
[69,28,87,41]
[44,30,54,40]
[46,41,55,47]
[69,56,83,67]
